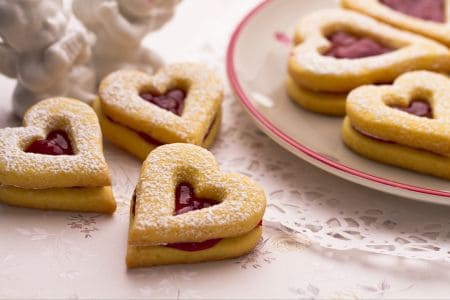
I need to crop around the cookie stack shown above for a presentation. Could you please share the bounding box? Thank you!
[286,9,450,116]
[286,2,450,180]
[0,63,267,268]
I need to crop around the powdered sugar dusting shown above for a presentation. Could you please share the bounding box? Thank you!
[129,143,266,245]
[288,9,450,92]
[0,98,111,189]
[99,63,223,145]
[347,71,450,155]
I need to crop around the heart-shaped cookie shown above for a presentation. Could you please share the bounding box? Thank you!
[343,71,450,179]
[126,143,266,267]
[342,0,450,47]
[288,9,450,93]
[95,63,223,161]
[0,98,116,213]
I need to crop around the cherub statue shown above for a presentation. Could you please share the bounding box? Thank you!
[0,0,95,118]
[73,0,181,83]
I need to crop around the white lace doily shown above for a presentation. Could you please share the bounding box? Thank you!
[1,1,450,299]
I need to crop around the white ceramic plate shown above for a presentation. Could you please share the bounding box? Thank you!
[227,0,450,204]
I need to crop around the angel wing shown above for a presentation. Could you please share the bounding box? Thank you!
[0,42,17,78]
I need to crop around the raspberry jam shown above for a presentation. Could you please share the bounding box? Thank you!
[174,183,218,215]
[325,31,393,59]
[26,130,74,155]
[380,0,445,23]
[356,100,433,142]
[166,183,221,251]
[391,100,433,118]
[140,89,186,116]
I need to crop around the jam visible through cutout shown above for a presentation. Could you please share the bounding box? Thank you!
[380,0,445,23]
[167,183,221,251]
[325,31,393,59]
[390,100,433,118]
[140,89,186,116]
[355,100,433,143]
[26,130,74,155]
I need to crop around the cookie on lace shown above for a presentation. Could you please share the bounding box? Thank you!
[94,63,223,161]
[0,98,116,213]
[126,143,266,267]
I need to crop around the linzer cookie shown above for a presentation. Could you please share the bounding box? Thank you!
[287,9,450,116]
[342,0,450,47]
[94,63,223,161]
[343,71,450,179]
[126,143,266,267]
[0,98,116,213]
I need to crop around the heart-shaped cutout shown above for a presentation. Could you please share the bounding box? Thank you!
[342,0,450,47]
[98,63,222,145]
[140,88,186,116]
[288,9,450,93]
[325,31,393,59]
[126,143,266,267]
[26,130,74,155]
[390,99,433,118]
[0,98,116,213]
[343,70,450,179]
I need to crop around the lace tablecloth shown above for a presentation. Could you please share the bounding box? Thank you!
[1,1,450,298]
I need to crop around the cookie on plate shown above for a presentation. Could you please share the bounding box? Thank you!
[343,71,450,179]
[287,9,450,116]
[342,0,450,47]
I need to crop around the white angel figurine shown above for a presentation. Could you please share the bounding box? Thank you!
[0,0,95,118]
[73,0,180,83]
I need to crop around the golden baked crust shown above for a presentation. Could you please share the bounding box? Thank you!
[92,97,221,161]
[0,185,116,213]
[98,63,223,146]
[342,0,450,47]
[126,143,266,267]
[285,76,346,116]
[0,98,111,189]
[346,71,450,156]
[342,117,450,180]
[288,9,450,93]
[127,227,262,268]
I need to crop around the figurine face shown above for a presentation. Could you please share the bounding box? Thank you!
[0,0,67,52]
[118,0,179,18]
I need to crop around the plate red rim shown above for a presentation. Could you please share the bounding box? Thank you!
[226,0,450,198]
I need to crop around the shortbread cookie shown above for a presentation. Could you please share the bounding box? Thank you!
[0,98,116,213]
[343,71,450,179]
[96,63,223,160]
[93,98,221,161]
[286,76,347,116]
[288,9,450,93]
[126,143,266,267]
[342,0,450,47]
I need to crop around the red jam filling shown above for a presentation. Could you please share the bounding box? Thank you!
[202,115,217,143]
[174,183,218,215]
[107,113,216,146]
[390,100,433,118]
[166,183,221,251]
[380,0,445,23]
[25,130,74,155]
[131,184,262,252]
[325,31,393,59]
[356,100,432,143]
[140,89,186,116]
